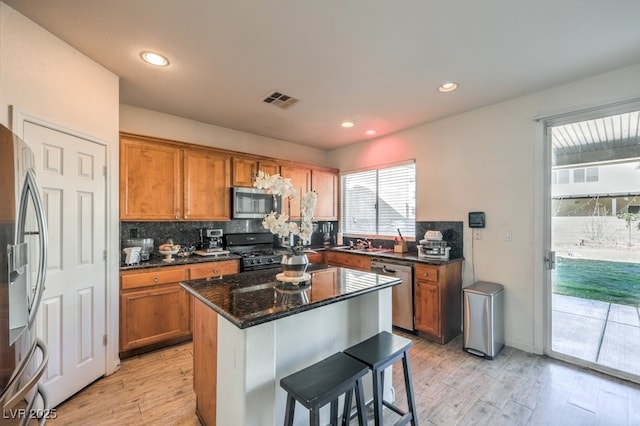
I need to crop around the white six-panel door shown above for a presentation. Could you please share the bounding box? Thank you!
[23,122,107,408]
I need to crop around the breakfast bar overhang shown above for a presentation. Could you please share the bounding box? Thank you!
[181,264,401,426]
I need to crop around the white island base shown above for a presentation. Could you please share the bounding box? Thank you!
[193,287,393,426]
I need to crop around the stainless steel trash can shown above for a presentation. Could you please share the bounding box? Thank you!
[463,281,504,359]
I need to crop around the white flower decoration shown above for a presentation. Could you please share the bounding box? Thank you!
[253,171,317,248]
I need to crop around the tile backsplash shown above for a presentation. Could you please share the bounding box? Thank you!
[120,220,338,249]
[416,221,464,260]
[120,220,463,259]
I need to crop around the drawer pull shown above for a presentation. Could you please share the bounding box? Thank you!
[154,277,159,282]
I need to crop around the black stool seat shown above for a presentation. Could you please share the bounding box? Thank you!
[280,352,369,426]
[344,332,417,426]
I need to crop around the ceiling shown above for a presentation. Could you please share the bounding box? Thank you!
[4,0,640,150]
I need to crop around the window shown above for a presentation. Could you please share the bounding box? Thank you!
[586,167,599,182]
[573,168,585,183]
[341,162,415,237]
[557,170,570,184]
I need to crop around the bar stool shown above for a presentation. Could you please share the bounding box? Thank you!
[280,352,369,426]
[343,331,417,425]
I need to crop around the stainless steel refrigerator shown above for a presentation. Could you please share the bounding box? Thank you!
[0,124,50,424]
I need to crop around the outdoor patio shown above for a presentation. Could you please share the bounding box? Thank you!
[553,293,640,378]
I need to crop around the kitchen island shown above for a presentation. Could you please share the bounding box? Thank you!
[181,264,401,426]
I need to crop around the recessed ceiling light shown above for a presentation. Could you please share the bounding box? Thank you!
[341,121,355,128]
[365,130,377,136]
[140,51,170,67]
[438,82,458,93]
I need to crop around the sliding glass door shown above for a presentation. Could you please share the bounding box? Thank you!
[546,105,640,381]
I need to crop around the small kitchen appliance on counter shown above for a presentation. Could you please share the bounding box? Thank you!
[195,228,230,257]
[122,237,154,261]
[417,230,451,261]
[123,246,142,265]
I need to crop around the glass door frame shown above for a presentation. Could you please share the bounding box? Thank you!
[541,98,640,382]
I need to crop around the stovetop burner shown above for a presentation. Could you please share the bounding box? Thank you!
[224,233,283,271]
[235,249,279,258]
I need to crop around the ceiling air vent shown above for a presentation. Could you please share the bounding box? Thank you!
[262,91,299,110]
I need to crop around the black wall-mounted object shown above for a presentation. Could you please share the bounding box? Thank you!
[468,212,486,228]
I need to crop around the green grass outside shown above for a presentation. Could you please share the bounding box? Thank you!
[553,257,640,307]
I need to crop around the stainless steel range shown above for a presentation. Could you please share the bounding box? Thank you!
[224,233,282,271]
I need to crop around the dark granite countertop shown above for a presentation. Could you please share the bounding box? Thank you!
[324,247,464,266]
[181,263,401,329]
[119,253,241,271]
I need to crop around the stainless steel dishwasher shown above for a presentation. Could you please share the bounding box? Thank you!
[371,259,414,331]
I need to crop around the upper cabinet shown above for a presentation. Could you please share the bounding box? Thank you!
[231,157,280,187]
[120,133,338,222]
[120,135,230,221]
[183,149,230,221]
[311,170,339,221]
[120,137,182,221]
[280,165,311,219]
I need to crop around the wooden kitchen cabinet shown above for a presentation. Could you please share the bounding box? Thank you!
[232,156,280,187]
[119,260,239,357]
[311,170,339,221]
[325,251,371,272]
[183,148,230,220]
[305,250,325,264]
[414,261,463,344]
[120,265,190,355]
[189,260,239,279]
[280,165,311,219]
[120,134,231,221]
[120,137,182,221]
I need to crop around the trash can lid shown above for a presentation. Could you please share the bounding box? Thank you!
[464,281,504,295]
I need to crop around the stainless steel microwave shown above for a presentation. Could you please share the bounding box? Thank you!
[232,187,281,219]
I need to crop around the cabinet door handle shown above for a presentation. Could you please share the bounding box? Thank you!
[184,215,188,219]
[175,215,179,220]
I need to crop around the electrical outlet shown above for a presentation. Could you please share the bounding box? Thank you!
[473,229,482,240]
[504,231,512,242]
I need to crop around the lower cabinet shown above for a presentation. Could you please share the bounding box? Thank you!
[325,251,371,272]
[119,260,239,357]
[414,261,463,344]
[120,282,190,354]
[305,250,325,264]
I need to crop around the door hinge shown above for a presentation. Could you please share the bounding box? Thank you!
[103,249,107,261]
[545,250,556,270]
[103,334,108,346]
[103,165,107,177]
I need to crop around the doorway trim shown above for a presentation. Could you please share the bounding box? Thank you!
[9,106,120,377]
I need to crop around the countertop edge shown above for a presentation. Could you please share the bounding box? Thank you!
[120,254,241,271]
[181,270,401,329]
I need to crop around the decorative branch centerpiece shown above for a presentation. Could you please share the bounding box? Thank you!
[253,171,317,279]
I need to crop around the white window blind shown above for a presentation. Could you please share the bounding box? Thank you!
[341,162,415,237]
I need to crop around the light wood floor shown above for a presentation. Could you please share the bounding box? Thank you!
[49,332,640,425]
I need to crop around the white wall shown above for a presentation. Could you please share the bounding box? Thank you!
[327,63,640,353]
[0,3,121,372]
[120,104,331,167]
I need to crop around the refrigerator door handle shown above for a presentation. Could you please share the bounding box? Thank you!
[36,383,51,426]
[17,170,48,327]
[1,338,48,412]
